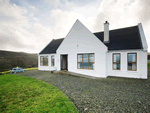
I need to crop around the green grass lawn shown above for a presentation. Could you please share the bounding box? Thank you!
[0,74,78,113]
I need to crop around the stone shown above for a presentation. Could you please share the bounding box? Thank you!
[138,101,141,104]
[84,108,88,111]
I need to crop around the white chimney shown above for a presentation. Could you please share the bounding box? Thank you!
[104,21,109,43]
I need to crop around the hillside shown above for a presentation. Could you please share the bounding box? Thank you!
[148,52,150,60]
[0,50,38,72]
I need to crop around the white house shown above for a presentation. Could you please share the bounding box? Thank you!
[38,19,148,79]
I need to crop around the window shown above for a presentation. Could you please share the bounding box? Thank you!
[127,53,137,71]
[51,55,55,66]
[113,53,120,70]
[77,53,94,69]
[40,56,48,66]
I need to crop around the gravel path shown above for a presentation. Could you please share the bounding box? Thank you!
[16,70,150,113]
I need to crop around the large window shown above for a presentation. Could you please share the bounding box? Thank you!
[113,53,120,70]
[51,55,55,66]
[77,53,94,69]
[127,53,137,71]
[40,56,48,66]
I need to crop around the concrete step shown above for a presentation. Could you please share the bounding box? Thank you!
[56,71,99,79]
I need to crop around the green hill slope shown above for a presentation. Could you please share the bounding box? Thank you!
[0,50,38,72]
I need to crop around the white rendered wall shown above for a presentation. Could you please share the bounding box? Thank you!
[139,50,147,79]
[107,49,147,79]
[57,20,108,77]
[38,54,57,71]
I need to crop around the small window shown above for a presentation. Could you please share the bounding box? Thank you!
[40,56,48,66]
[51,55,55,66]
[113,53,120,70]
[77,53,94,69]
[127,53,137,71]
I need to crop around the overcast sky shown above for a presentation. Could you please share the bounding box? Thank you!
[0,0,150,53]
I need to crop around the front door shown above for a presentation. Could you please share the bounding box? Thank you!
[60,55,68,71]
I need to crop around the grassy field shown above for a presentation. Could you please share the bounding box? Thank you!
[148,61,150,69]
[0,74,78,112]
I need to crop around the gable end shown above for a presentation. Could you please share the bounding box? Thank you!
[138,23,148,51]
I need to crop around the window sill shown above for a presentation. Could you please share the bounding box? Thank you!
[111,69,121,71]
[77,68,94,70]
[126,70,138,73]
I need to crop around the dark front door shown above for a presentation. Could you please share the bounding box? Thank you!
[60,55,68,71]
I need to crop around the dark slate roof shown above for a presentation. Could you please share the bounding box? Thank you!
[39,38,64,54]
[39,25,143,54]
[94,25,143,50]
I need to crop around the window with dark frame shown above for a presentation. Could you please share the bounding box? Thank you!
[113,53,120,70]
[51,55,55,66]
[77,53,94,69]
[40,56,48,66]
[127,53,137,71]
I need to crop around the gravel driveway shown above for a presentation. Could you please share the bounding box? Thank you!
[16,70,150,113]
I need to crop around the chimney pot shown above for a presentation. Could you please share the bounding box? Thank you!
[104,21,109,24]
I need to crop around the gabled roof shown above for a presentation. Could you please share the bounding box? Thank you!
[94,25,143,50]
[39,25,143,54]
[39,38,64,54]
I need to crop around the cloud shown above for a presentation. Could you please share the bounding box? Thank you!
[0,0,47,53]
[133,0,150,23]
[0,1,27,23]
[29,13,34,17]
[0,0,30,49]
[0,26,35,49]
[94,0,150,31]
[49,0,101,35]
[33,17,40,22]
[50,9,89,38]
[29,5,35,9]
[44,0,60,8]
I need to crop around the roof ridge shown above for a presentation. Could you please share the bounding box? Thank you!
[93,25,138,34]
[54,38,64,40]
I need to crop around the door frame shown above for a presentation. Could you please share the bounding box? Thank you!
[60,54,68,71]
